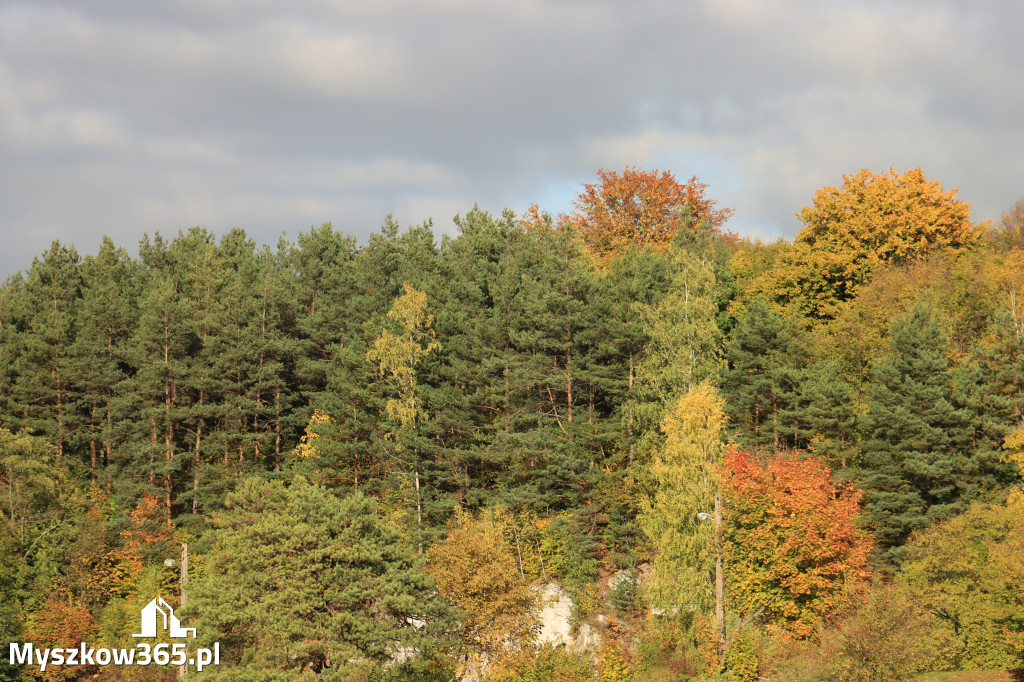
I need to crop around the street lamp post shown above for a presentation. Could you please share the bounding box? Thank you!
[697,492,726,657]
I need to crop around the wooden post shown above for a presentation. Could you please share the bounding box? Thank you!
[179,542,188,680]
[714,492,726,656]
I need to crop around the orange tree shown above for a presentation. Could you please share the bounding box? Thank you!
[563,167,733,263]
[720,449,872,639]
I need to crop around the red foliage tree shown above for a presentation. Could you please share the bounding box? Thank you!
[563,167,733,262]
[720,449,872,639]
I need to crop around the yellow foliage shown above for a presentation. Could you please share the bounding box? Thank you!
[292,409,334,459]
[366,283,441,433]
[426,510,538,677]
[1005,427,1024,474]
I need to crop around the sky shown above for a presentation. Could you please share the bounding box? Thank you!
[1,0,1022,278]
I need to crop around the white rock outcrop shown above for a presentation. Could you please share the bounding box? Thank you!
[533,582,575,648]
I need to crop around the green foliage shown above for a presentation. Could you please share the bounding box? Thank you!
[639,381,725,613]
[722,625,760,682]
[722,298,809,452]
[500,644,594,682]
[859,305,1004,563]
[898,489,1024,671]
[539,513,600,595]
[772,582,938,681]
[185,477,455,679]
[1,184,1022,680]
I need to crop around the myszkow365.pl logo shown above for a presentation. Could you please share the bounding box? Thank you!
[9,596,221,673]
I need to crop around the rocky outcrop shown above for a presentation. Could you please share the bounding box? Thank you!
[533,582,575,648]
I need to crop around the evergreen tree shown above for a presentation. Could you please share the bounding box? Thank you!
[722,297,808,452]
[430,208,520,507]
[489,216,600,512]
[7,242,82,462]
[778,359,857,467]
[591,245,672,466]
[71,237,138,484]
[859,305,978,563]
[185,477,455,679]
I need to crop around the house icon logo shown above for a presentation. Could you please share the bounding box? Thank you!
[132,597,196,639]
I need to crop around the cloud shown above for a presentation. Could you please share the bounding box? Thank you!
[1,0,1021,276]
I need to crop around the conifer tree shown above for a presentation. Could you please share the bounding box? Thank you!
[71,237,138,484]
[722,298,808,452]
[859,305,977,563]
[185,477,454,678]
[782,359,857,468]
[8,242,82,462]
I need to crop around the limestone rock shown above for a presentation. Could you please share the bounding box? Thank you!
[532,582,574,648]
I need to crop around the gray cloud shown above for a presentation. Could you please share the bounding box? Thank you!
[2,0,1021,277]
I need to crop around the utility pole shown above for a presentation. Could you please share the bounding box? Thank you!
[714,492,725,656]
[179,542,188,680]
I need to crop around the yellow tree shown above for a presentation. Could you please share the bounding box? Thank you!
[787,167,983,320]
[640,381,726,614]
[426,511,537,678]
[564,167,733,263]
[366,283,441,555]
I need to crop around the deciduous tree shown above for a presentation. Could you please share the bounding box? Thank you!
[640,381,726,613]
[720,450,872,639]
[426,511,537,677]
[564,167,732,263]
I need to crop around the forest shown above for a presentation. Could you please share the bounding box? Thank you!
[1,166,1023,680]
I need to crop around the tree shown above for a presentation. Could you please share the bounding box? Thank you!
[7,242,82,463]
[633,244,723,417]
[720,449,872,639]
[790,168,982,319]
[991,198,1024,252]
[185,477,454,679]
[366,283,442,554]
[639,381,725,613]
[722,298,808,453]
[858,305,990,563]
[71,238,137,485]
[564,167,733,263]
[426,511,537,677]
[899,489,1024,670]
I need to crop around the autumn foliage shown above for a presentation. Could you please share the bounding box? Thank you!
[21,597,97,680]
[564,167,733,262]
[796,167,980,265]
[720,450,871,639]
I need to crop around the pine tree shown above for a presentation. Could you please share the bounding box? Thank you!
[185,477,455,678]
[778,360,857,468]
[722,298,808,453]
[71,237,138,484]
[859,305,976,563]
[7,242,82,463]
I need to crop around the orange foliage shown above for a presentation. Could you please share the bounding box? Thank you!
[563,167,733,262]
[121,494,174,558]
[21,597,97,680]
[720,450,872,639]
